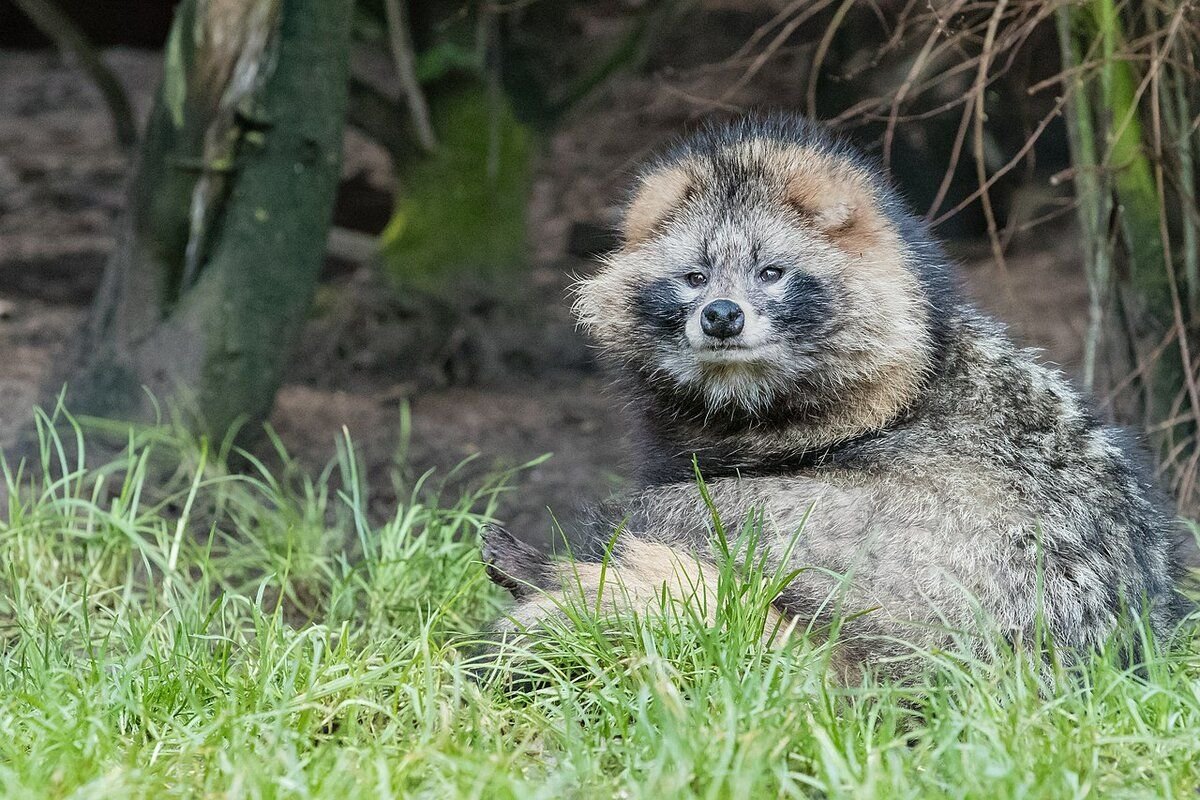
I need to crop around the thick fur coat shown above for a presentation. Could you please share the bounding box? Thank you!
[483,115,1190,674]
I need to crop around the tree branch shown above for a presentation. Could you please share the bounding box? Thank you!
[11,0,138,150]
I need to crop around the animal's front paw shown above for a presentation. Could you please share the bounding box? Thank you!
[481,524,554,598]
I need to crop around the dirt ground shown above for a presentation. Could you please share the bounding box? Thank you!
[0,48,1092,545]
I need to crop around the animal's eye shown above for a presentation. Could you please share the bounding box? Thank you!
[685,272,708,288]
[758,266,784,284]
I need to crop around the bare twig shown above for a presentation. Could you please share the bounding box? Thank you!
[383,0,437,153]
[929,91,1069,228]
[718,0,838,107]
[12,0,138,150]
[883,0,965,166]
[971,0,1010,270]
[806,0,855,118]
[1147,10,1200,502]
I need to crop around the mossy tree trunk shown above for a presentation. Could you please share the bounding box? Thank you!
[61,0,352,440]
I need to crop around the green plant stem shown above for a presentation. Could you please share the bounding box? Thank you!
[1056,5,1110,391]
[1170,63,1199,314]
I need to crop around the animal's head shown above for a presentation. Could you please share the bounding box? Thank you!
[574,115,950,430]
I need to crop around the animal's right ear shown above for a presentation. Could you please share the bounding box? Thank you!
[623,166,693,247]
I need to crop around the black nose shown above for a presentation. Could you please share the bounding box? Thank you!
[700,299,745,339]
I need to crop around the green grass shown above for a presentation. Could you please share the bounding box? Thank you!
[1,409,1198,799]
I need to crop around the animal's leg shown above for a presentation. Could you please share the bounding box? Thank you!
[481,525,790,643]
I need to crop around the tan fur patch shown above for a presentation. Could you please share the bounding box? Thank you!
[503,540,790,647]
[784,166,861,233]
[558,540,790,645]
[744,140,885,251]
[624,165,694,246]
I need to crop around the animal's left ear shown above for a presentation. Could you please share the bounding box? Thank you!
[783,157,871,234]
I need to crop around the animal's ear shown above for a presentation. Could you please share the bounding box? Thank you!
[784,160,870,234]
[623,166,693,246]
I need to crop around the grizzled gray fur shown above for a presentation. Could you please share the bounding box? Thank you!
[483,114,1190,676]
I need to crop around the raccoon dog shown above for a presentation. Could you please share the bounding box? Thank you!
[483,114,1190,675]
